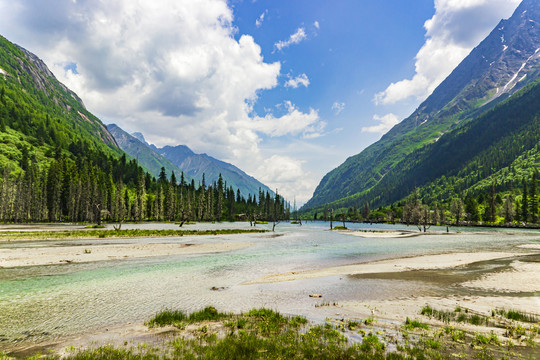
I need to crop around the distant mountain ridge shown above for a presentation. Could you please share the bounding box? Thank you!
[107,124,193,183]
[157,145,274,197]
[303,0,540,211]
[108,124,273,198]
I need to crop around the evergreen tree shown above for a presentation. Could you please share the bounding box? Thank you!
[488,183,496,223]
[464,195,480,222]
[158,167,168,185]
[216,174,223,221]
[504,196,514,223]
[362,202,370,219]
[450,198,464,225]
[136,169,146,220]
[530,172,538,223]
[522,179,528,223]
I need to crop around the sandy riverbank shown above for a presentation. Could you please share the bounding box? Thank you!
[244,251,536,284]
[0,241,252,268]
[462,260,540,293]
[336,258,540,322]
[338,295,540,334]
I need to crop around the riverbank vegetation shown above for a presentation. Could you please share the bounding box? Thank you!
[308,170,540,231]
[10,306,537,360]
[0,228,268,241]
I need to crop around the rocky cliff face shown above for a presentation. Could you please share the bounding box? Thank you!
[402,0,540,130]
[0,35,119,151]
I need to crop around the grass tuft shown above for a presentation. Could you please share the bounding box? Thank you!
[146,309,187,327]
[496,309,539,323]
[404,318,429,330]
[188,306,231,322]
[421,304,492,326]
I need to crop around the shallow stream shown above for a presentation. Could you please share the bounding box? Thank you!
[0,221,538,351]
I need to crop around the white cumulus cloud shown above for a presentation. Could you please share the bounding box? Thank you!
[374,0,521,105]
[247,101,323,138]
[275,27,307,51]
[0,0,325,202]
[331,102,345,115]
[254,155,318,205]
[362,114,400,134]
[285,73,310,88]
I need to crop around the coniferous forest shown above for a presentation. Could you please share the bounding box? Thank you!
[0,153,288,224]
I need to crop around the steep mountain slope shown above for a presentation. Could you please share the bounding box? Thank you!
[107,124,193,183]
[157,145,274,198]
[0,35,120,172]
[304,0,540,211]
[340,78,540,211]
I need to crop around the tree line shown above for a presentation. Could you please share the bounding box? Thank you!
[314,171,540,229]
[0,153,289,224]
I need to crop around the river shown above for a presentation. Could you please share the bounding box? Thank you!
[0,221,538,351]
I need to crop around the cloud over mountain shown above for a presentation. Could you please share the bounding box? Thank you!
[0,0,326,203]
[374,0,520,105]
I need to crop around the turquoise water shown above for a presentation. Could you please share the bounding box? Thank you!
[0,222,538,348]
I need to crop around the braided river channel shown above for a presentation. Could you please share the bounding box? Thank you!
[1,221,539,352]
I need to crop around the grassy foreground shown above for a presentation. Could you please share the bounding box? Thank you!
[0,229,268,241]
[11,306,537,360]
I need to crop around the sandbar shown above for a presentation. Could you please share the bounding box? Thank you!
[519,243,540,250]
[0,241,252,268]
[339,295,540,332]
[245,251,535,284]
[342,230,422,238]
[462,260,540,293]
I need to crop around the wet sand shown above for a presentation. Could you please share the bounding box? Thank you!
[0,241,253,268]
[245,251,536,284]
[462,260,540,293]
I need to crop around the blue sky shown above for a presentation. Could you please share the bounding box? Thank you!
[0,0,521,204]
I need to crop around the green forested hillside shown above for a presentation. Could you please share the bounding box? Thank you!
[303,79,540,224]
[0,35,120,174]
[0,35,288,223]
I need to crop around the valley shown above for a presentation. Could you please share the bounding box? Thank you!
[1,0,540,359]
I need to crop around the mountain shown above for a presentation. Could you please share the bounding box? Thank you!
[108,124,273,198]
[107,124,193,183]
[0,35,120,173]
[303,0,540,212]
[156,145,274,198]
[338,78,540,212]
[131,132,147,144]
